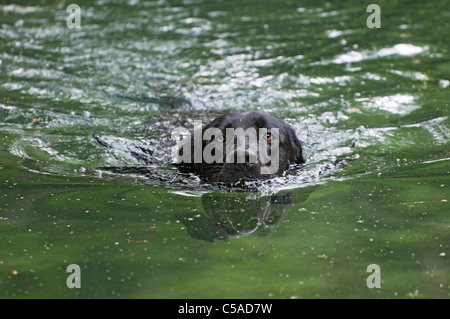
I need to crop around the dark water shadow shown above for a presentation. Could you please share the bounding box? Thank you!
[174,187,315,242]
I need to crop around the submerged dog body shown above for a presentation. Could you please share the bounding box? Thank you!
[175,111,304,183]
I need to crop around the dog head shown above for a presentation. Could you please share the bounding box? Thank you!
[185,111,304,183]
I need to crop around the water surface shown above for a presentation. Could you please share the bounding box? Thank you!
[0,0,449,298]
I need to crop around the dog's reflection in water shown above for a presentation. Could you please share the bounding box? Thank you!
[176,189,313,241]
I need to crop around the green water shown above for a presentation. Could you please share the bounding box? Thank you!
[0,0,449,298]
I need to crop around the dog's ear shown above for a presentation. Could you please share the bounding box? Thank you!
[289,130,305,164]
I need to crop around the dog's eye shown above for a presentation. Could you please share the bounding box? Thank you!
[264,132,272,141]
[216,136,225,143]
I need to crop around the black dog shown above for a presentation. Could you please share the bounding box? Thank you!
[176,111,304,183]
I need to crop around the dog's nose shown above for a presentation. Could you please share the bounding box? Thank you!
[233,151,258,173]
[225,146,258,166]
[236,149,257,167]
[244,149,257,165]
